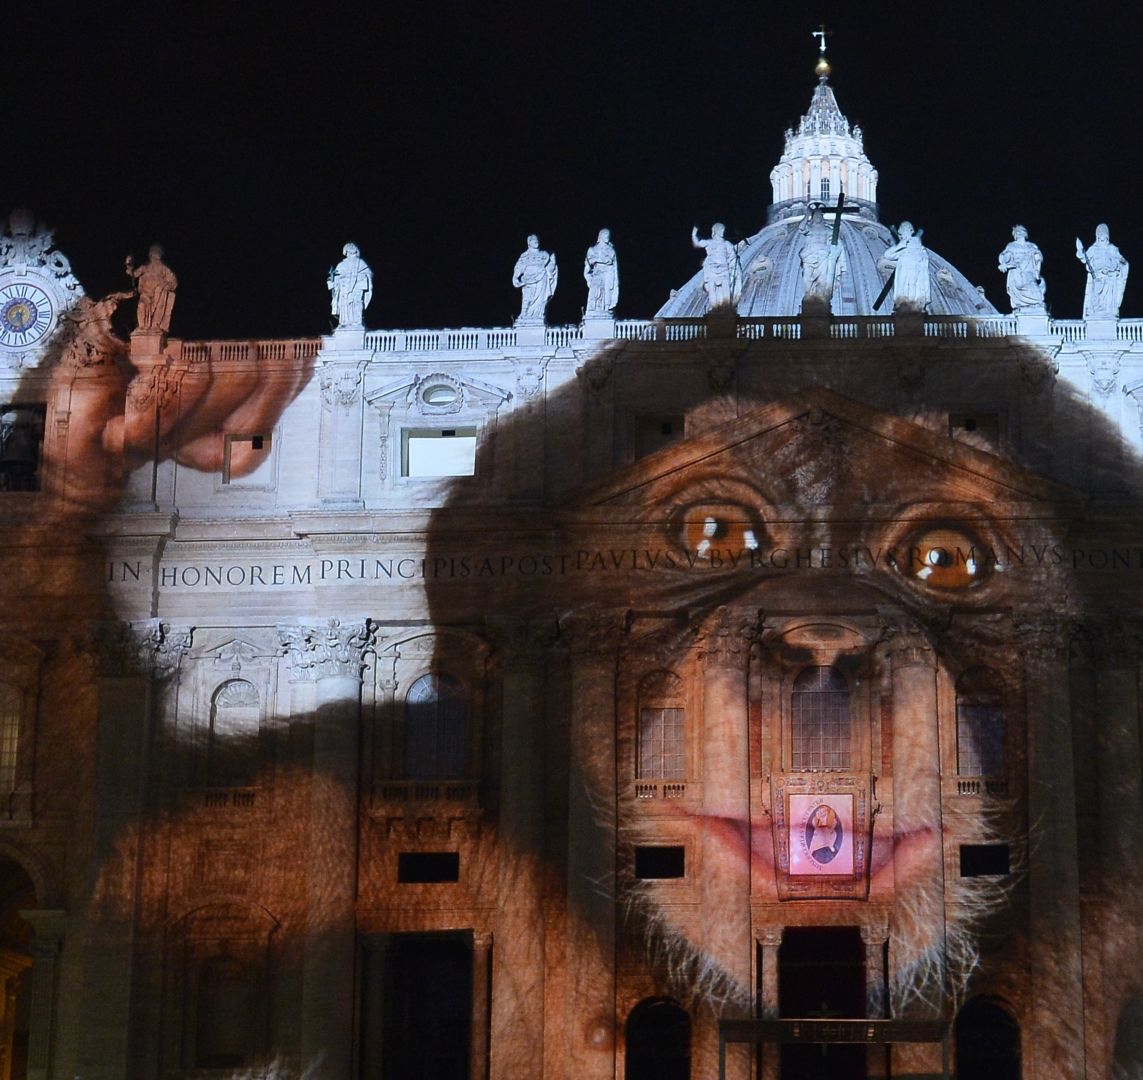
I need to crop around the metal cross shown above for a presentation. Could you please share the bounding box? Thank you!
[812,25,831,54]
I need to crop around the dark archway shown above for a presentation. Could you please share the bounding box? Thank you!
[778,926,865,1080]
[625,997,690,1080]
[955,996,1020,1079]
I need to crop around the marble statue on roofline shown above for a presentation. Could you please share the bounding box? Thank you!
[126,244,177,333]
[513,235,558,324]
[691,223,740,310]
[1076,224,1129,318]
[328,242,373,329]
[583,229,619,315]
[797,205,844,309]
[998,225,1047,314]
[880,221,930,312]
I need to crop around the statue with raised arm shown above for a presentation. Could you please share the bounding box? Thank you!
[513,234,558,324]
[1076,224,1129,318]
[583,228,619,315]
[880,221,930,312]
[998,225,1046,313]
[327,242,374,329]
[798,205,844,308]
[126,244,177,333]
[691,223,739,310]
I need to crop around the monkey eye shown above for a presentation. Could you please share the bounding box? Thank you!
[671,502,765,561]
[898,524,994,590]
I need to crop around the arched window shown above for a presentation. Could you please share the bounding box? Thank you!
[0,681,20,793]
[956,668,1005,777]
[791,666,851,770]
[625,997,690,1080]
[206,680,260,788]
[955,997,1021,1079]
[637,671,685,780]
[405,674,468,780]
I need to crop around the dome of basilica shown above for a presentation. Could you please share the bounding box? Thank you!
[657,61,997,319]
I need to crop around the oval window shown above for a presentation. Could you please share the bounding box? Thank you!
[422,383,458,406]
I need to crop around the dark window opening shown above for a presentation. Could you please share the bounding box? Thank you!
[634,845,685,879]
[404,673,468,780]
[634,414,685,460]
[222,432,272,484]
[960,843,1010,876]
[398,851,460,883]
[0,404,45,492]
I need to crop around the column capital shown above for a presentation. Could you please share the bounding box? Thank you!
[21,908,66,956]
[698,608,759,668]
[557,610,626,659]
[758,926,783,949]
[278,617,375,681]
[88,619,193,678]
[1015,611,1074,663]
[1072,616,1142,668]
[882,622,933,669]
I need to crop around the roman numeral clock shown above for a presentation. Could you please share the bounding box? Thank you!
[0,282,54,349]
[0,209,83,367]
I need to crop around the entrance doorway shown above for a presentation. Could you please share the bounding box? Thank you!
[778,926,865,1080]
[362,931,473,1080]
[955,997,1020,1079]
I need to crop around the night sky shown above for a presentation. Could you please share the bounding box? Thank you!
[8,3,1142,340]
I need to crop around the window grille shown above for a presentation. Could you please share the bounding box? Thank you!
[405,674,468,779]
[956,670,1005,777]
[0,682,18,792]
[791,666,851,770]
[637,707,685,779]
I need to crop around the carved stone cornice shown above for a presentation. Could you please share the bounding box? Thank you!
[486,616,558,661]
[278,618,375,681]
[89,619,193,678]
[573,351,614,396]
[1021,347,1059,393]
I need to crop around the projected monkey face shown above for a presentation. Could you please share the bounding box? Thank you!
[426,334,1136,1042]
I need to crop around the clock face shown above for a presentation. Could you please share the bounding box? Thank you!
[0,282,54,349]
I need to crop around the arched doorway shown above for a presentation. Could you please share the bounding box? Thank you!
[955,997,1020,1079]
[0,855,36,1080]
[625,997,690,1080]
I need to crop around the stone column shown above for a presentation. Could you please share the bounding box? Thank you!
[21,910,65,1080]
[862,922,890,1080]
[76,620,189,1080]
[471,931,493,1080]
[559,612,622,1080]
[696,611,752,1080]
[488,621,549,1080]
[758,927,782,1080]
[279,618,374,1076]
[1020,616,1085,1079]
[886,628,944,1078]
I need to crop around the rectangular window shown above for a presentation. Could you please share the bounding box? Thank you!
[402,428,477,477]
[637,707,685,779]
[633,415,684,460]
[222,432,273,485]
[959,843,1010,877]
[820,177,830,201]
[634,845,686,880]
[398,851,460,883]
[0,683,19,793]
[0,404,46,492]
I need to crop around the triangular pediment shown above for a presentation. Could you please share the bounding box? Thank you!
[564,388,1074,512]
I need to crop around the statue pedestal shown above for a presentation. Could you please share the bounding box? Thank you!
[328,326,366,352]
[515,322,546,347]
[800,299,830,339]
[1086,317,1117,340]
[129,329,166,362]
[705,306,738,339]
[895,310,924,336]
[1016,313,1050,337]
[582,316,616,341]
